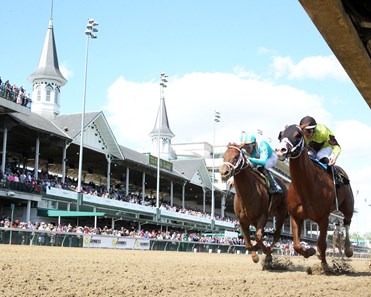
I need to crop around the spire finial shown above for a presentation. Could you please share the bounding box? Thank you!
[50,0,54,20]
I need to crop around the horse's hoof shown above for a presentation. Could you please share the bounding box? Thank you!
[252,254,260,263]
[321,262,330,272]
[306,248,316,258]
[265,254,272,264]
[345,248,353,258]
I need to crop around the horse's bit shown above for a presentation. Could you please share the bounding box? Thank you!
[222,146,251,177]
[280,126,305,159]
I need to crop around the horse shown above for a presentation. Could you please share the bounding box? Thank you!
[332,222,345,258]
[219,143,288,264]
[275,124,354,268]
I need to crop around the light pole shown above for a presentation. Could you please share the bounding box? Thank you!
[156,72,168,209]
[77,18,98,206]
[211,110,221,220]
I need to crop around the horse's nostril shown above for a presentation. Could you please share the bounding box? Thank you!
[220,170,229,178]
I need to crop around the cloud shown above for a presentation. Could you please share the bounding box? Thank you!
[334,120,371,161]
[59,63,74,80]
[105,72,327,152]
[233,66,261,80]
[104,70,371,235]
[258,47,276,55]
[272,55,350,81]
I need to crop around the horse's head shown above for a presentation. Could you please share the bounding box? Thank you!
[219,142,250,181]
[275,124,305,161]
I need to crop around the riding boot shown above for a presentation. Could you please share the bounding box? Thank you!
[261,168,278,193]
[319,157,329,165]
[321,158,344,186]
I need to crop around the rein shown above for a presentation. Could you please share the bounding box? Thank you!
[222,146,251,177]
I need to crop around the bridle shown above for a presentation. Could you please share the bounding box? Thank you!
[279,126,306,159]
[222,145,251,177]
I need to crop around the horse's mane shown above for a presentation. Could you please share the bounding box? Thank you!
[227,142,240,147]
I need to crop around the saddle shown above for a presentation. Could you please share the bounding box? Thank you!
[311,158,349,187]
[252,168,283,194]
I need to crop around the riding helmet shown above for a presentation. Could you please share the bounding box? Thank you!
[300,116,317,129]
[240,132,256,144]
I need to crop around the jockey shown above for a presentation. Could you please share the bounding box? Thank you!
[299,116,341,166]
[299,116,343,183]
[229,131,280,193]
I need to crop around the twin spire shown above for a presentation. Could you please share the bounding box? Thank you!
[28,18,67,85]
[28,3,175,155]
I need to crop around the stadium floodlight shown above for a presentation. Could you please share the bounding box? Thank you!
[77,18,99,209]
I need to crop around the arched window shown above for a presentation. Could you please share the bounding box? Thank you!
[36,86,42,101]
[54,90,59,104]
[46,86,52,102]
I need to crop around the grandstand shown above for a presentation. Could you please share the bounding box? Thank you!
[0,6,355,251]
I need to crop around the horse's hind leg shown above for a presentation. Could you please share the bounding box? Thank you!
[343,224,353,258]
[339,183,354,258]
[270,208,286,253]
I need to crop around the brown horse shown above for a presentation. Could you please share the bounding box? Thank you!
[332,222,345,258]
[275,124,354,268]
[219,143,288,264]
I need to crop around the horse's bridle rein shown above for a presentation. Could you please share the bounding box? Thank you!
[222,145,251,177]
[279,126,305,159]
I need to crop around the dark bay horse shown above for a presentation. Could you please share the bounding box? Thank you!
[275,124,354,268]
[332,222,345,258]
[219,143,288,264]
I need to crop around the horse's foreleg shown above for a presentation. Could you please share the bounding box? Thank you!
[317,219,329,268]
[343,224,353,258]
[240,223,259,263]
[291,216,316,259]
[270,213,285,253]
[255,217,272,263]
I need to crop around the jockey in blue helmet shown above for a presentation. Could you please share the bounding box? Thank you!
[239,131,279,193]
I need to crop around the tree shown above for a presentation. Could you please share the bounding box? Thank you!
[363,232,371,240]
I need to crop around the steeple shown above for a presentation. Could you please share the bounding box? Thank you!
[149,74,175,161]
[28,5,67,120]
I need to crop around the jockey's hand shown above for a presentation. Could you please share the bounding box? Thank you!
[227,177,234,188]
[328,156,337,166]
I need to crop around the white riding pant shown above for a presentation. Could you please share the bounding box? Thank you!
[308,146,333,161]
[264,153,277,169]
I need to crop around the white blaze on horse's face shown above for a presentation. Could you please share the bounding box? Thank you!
[275,141,289,161]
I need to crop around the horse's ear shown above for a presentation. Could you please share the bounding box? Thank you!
[299,123,307,130]
[278,131,283,141]
[284,124,288,128]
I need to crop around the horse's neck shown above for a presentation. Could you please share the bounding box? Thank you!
[289,150,316,184]
[234,169,257,193]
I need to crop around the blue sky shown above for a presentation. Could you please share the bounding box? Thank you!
[1,0,370,235]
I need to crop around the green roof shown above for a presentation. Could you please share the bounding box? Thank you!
[38,209,105,217]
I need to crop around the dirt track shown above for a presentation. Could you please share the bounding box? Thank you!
[0,245,370,297]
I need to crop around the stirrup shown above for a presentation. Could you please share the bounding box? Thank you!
[268,186,282,194]
[268,186,276,194]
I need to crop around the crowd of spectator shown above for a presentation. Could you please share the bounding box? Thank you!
[0,164,239,225]
[0,164,318,253]
[1,164,321,254]
[0,215,299,251]
[0,76,31,108]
